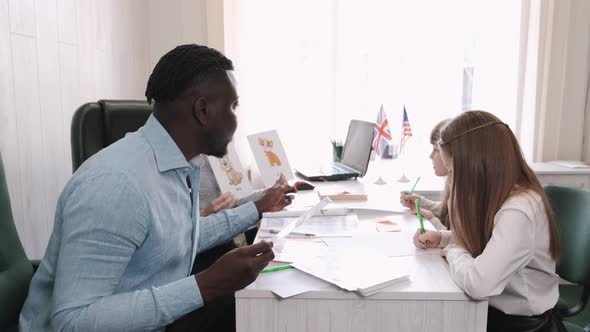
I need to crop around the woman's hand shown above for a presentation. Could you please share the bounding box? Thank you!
[400,191,424,209]
[200,192,238,217]
[413,229,442,249]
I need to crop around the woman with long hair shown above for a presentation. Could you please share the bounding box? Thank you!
[413,111,565,331]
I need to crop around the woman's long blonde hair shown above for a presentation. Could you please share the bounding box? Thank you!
[439,111,560,259]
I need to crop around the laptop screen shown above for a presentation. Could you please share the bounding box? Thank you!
[341,120,375,176]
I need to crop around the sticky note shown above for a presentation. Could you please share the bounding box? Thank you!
[376,220,401,232]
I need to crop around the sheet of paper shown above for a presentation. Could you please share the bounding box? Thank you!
[260,214,359,238]
[207,143,253,199]
[291,248,412,294]
[262,208,349,218]
[549,160,590,169]
[252,266,332,298]
[322,233,440,257]
[272,198,332,251]
[247,130,294,187]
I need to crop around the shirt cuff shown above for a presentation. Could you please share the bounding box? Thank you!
[439,230,453,248]
[445,246,471,264]
[236,201,260,229]
[152,276,204,320]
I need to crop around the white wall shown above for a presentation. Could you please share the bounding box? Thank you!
[533,0,590,161]
[146,0,208,70]
[0,0,210,259]
[0,0,153,258]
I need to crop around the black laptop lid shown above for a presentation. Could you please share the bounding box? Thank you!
[340,120,375,176]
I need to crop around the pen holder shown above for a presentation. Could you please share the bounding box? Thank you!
[331,140,344,162]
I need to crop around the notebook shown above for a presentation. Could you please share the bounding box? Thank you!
[295,120,375,181]
[291,249,411,296]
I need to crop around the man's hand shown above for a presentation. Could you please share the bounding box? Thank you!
[200,192,237,217]
[195,241,275,303]
[254,175,296,216]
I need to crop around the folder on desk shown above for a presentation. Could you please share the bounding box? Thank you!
[292,249,411,297]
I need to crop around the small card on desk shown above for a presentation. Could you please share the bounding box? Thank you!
[376,220,401,232]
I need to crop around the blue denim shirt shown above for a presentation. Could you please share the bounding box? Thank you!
[20,115,259,331]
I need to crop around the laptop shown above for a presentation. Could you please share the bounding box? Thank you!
[295,120,375,181]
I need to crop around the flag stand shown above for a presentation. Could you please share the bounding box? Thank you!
[373,153,387,185]
[397,152,410,183]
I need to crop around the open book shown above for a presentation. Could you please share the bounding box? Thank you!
[292,249,411,297]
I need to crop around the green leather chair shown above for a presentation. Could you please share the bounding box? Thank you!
[545,186,590,332]
[0,154,35,332]
[71,100,153,171]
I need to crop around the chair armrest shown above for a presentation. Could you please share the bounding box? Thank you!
[558,286,589,318]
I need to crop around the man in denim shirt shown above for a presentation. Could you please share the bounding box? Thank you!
[20,44,294,331]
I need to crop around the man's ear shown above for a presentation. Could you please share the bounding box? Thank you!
[192,97,208,126]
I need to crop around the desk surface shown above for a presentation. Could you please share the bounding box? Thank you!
[236,180,487,332]
[238,185,470,301]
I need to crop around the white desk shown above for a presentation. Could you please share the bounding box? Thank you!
[235,182,487,332]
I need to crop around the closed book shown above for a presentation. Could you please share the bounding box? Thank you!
[317,189,368,201]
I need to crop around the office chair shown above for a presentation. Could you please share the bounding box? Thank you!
[545,186,590,332]
[0,153,36,332]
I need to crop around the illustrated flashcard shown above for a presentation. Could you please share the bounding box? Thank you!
[247,130,294,187]
[208,143,253,199]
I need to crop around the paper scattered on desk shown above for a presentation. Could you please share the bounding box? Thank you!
[549,160,590,168]
[322,233,440,257]
[262,208,348,218]
[292,248,412,296]
[272,197,332,251]
[253,265,332,298]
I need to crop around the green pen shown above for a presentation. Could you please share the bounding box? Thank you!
[415,199,429,249]
[409,176,421,195]
[260,265,294,274]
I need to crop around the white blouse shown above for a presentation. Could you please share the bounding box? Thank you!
[441,191,559,316]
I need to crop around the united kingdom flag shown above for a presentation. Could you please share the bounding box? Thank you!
[372,105,392,156]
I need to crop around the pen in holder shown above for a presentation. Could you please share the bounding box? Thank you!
[331,139,344,162]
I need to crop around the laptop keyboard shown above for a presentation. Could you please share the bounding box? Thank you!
[331,164,354,174]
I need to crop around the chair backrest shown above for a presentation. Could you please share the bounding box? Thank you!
[544,186,590,286]
[71,100,152,171]
[0,154,34,329]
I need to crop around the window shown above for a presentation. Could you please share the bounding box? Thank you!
[227,0,523,168]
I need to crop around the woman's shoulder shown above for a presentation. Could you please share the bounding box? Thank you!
[499,188,545,220]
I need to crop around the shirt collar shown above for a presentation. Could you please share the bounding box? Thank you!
[142,114,193,173]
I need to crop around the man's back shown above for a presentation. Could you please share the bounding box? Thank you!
[20,115,202,331]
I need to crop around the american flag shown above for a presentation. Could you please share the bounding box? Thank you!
[372,105,392,156]
[399,106,413,155]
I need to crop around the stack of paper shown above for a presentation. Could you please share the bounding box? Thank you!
[292,249,411,296]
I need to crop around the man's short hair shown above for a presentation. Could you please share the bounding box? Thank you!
[145,44,234,104]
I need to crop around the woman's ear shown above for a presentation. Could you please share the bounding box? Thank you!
[192,97,208,126]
